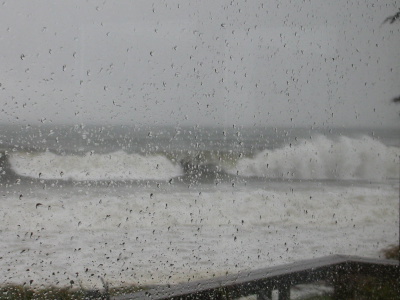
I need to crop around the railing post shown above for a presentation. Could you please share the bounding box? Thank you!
[278,283,290,300]
[257,289,272,300]
[332,271,353,300]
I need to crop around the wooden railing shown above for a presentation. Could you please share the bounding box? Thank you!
[113,255,399,300]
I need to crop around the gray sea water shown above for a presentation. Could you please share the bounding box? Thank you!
[0,125,398,289]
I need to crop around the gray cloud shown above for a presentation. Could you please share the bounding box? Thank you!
[0,0,399,127]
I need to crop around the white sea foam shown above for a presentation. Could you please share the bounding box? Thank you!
[3,185,392,230]
[229,135,399,180]
[9,150,183,181]
[0,182,397,288]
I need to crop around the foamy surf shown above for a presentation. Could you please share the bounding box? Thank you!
[0,182,397,288]
[228,135,399,180]
[9,150,183,181]
[6,135,399,182]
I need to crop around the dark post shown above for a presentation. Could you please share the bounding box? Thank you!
[257,289,272,300]
[332,272,353,300]
[278,283,290,300]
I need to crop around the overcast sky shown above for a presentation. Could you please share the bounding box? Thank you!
[0,0,399,128]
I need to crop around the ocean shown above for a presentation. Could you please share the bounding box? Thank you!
[0,125,398,289]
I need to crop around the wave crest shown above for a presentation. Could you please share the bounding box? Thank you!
[228,135,399,180]
[9,150,182,181]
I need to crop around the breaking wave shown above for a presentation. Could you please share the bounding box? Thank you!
[9,150,183,181]
[228,135,399,180]
[5,135,399,182]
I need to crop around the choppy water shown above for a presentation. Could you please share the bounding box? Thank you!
[0,125,398,289]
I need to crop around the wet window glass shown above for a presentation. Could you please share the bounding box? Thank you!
[0,1,398,299]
